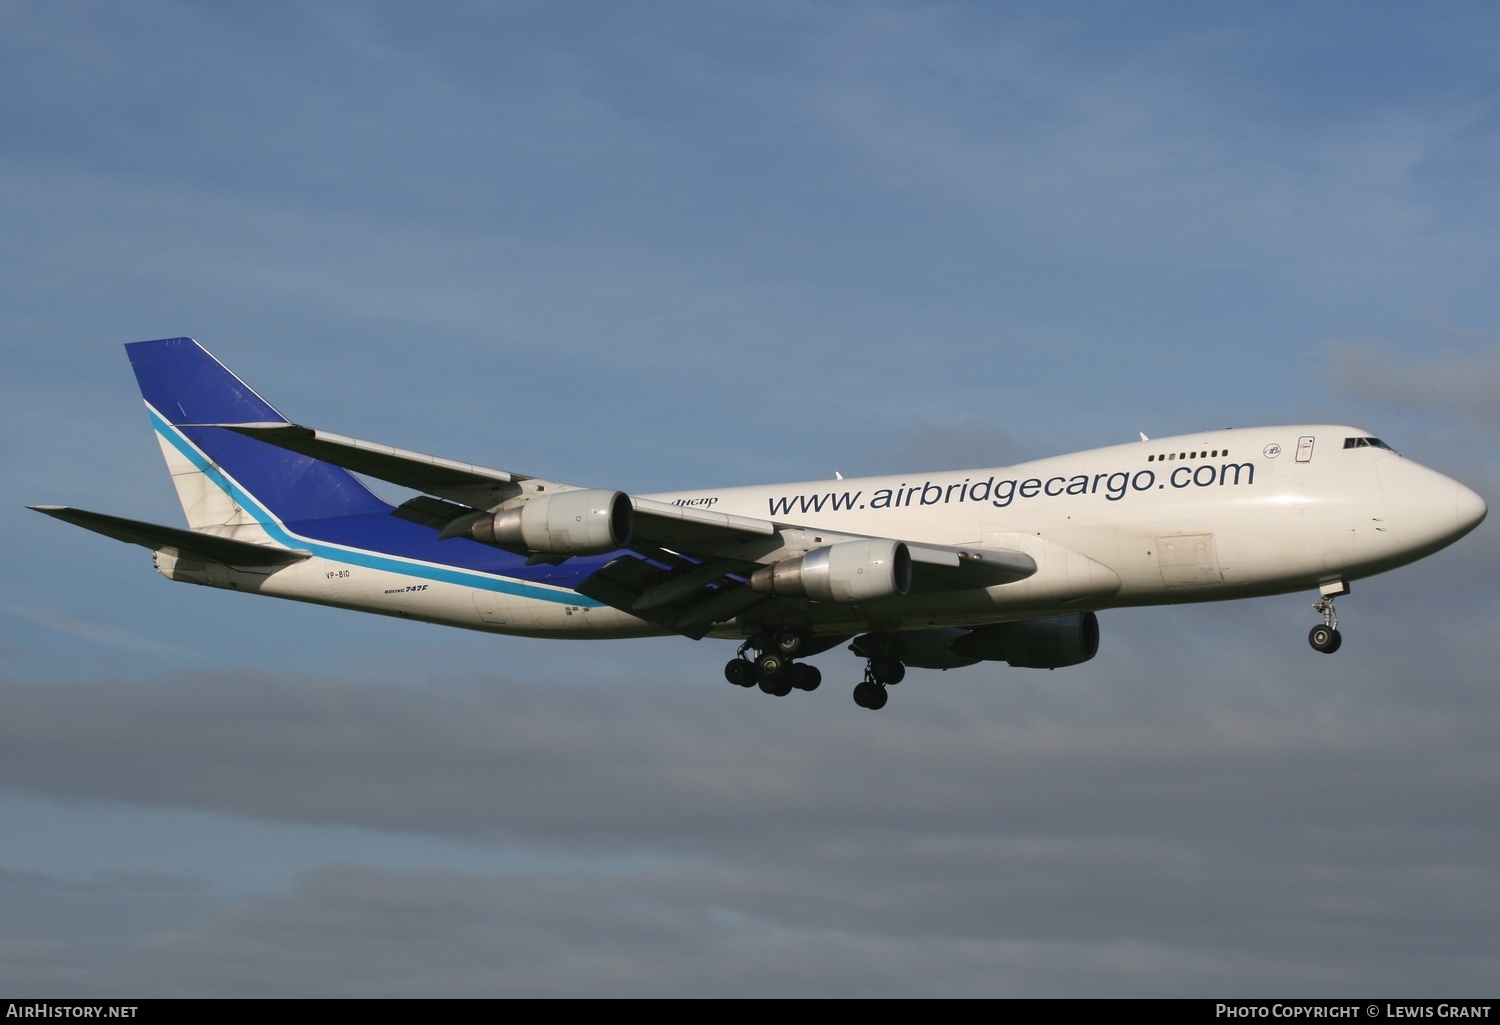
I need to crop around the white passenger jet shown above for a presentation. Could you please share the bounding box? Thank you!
[33,338,1487,709]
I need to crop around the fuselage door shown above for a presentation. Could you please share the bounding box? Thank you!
[1296,435,1316,462]
[1157,533,1224,588]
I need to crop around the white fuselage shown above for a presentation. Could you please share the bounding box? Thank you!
[158,425,1486,640]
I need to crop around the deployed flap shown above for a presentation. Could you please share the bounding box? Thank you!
[29,506,309,566]
[574,553,765,639]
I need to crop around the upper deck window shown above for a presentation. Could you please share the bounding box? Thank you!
[1148,449,1228,462]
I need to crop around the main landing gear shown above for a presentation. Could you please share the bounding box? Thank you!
[1308,582,1347,654]
[846,634,907,711]
[723,629,822,698]
[723,630,912,710]
[852,655,904,710]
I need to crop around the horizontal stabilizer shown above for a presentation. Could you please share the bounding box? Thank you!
[29,506,309,566]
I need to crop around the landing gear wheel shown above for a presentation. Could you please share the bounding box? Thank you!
[1310,593,1343,654]
[869,656,905,686]
[1308,625,1342,654]
[852,681,888,710]
[789,663,822,692]
[773,629,804,657]
[755,651,788,680]
[724,658,757,687]
[759,673,794,697]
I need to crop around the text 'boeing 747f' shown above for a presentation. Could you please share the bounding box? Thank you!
[33,339,1487,709]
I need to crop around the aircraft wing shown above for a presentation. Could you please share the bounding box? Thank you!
[225,423,785,542]
[223,423,528,508]
[29,506,310,566]
[225,421,1036,631]
[570,537,1035,638]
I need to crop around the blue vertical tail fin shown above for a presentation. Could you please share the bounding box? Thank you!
[127,338,392,531]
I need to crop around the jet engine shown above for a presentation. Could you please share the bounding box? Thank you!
[749,539,912,604]
[953,612,1100,669]
[468,489,633,555]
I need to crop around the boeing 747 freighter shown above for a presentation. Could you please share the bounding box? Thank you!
[33,339,1487,709]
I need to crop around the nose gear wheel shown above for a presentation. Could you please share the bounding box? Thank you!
[1309,595,1343,654]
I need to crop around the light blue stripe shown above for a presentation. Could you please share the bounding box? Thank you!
[148,407,603,607]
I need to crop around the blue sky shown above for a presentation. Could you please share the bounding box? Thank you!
[3,1,1498,995]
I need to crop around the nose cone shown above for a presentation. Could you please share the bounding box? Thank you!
[1377,459,1487,562]
[1455,481,1488,537]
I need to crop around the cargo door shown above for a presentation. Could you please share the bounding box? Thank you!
[1156,533,1224,588]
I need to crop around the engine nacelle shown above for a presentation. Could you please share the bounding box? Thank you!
[750,540,912,604]
[953,612,1100,669]
[469,488,633,555]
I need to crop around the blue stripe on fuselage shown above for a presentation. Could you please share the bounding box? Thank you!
[148,406,608,606]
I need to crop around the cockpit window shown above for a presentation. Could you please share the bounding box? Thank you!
[1344,436,1395,451]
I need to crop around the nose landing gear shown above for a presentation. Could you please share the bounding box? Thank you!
[1308,582,1347,654]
